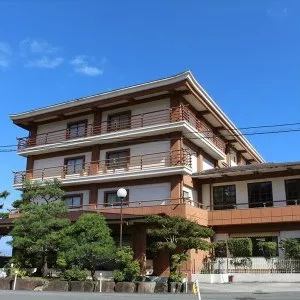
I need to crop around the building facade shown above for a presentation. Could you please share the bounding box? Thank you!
[10,71,300,277]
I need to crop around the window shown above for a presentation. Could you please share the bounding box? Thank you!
[104,190,129,206]
[107,111,131,132]
[213,185,236,210]
[183,190,190,199]
[285,179,300,205]
[106,150,129,169]
[247,181,273,208]
[251,236,278,257]
[67,120,87,139]
[64,194,82,209]
[65,156,85,175]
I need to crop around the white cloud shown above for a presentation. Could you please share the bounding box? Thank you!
[0,42,12,55]
[0,42,12,69]
[267,1,288,20]
[26,56,64,69]
[20,38,59,55]
[70,55,103,76]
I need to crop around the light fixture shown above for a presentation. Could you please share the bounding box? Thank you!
[117,188,127,248]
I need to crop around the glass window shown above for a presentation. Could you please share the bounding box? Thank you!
[247,182,273,208]
[183,190,190,199]
[107,112,131,132]
[213,185,236,210]
[65,157,85,175]
[67,121,87,138]
[106,150,129,169]
[104,190,129,206]
[285,179,300,205]
[64,195,82,209]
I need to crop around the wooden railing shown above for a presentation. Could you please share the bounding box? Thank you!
[13,149,192,185]
[17,105,226,153]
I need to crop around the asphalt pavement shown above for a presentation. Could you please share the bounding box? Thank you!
[1,283,300,300]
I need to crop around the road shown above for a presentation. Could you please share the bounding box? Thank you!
[1,291,300,300]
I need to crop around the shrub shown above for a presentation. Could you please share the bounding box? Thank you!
[214,240,227,257]
[258,241,277,258]
[227,238,252,257]
[63,266,88,281]
[280,239,300,259]
[113,247,140,282]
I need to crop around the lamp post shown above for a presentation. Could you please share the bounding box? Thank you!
[117,188,127,248]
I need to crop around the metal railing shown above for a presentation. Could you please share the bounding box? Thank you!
[200,258,300,274]
[13,149,192,185]
[17,105,226,153]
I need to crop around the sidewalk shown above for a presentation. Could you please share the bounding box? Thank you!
[197,282,300,293]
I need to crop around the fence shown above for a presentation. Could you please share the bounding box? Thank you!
[200,258,300,274]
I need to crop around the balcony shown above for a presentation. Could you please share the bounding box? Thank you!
[8,197,209,226]
[208,200,300,226]
[17,105,226,159]
[13,150,192,188]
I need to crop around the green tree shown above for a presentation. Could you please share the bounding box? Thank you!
[0,190,10,219]
[147,215,214,281]
[22,179,64,204]
[9,180,70,277]
[113,246,140,282]
[58,213,116,281]
[281,238,300,259]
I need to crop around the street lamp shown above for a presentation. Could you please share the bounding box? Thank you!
[117,188,127,248]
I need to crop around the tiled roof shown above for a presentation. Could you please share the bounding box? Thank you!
[194,161,300,177]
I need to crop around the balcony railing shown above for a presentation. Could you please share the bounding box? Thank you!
[13,149,192,185]
[17,105,226,153]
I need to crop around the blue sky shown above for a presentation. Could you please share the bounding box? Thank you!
[0,0,300,254]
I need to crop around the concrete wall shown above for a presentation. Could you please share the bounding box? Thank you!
[203,157,214,171]
[192,273,300,283]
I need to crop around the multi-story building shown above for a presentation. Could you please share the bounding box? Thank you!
[9,71,300,277]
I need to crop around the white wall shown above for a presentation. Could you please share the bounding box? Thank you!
[183,185,198,205]
[98,183,170,207]
[36,114,94,144]
[230,150,237,167]
[99,141,170,173]
[101,99,170,133]
[203,157,214,170]
[33,151,92,179]
[202,184,211,208]
[202,175,300,209]
[183,144,197,172]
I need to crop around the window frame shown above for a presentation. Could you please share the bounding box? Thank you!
[212,185,236,210]
[285,178,300,205]
[105,149,130,170]
[64,156,86,175]
[66,119,88,139]
[107,111,131,132]
[247,181,273,208]
[63,193,83,209]
[104,189,129,207]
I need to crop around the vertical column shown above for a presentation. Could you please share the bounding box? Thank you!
[29,123,37,147]
[132,225,147,276]
[89,145,100,175]
[25,156,34,181]
[197,150,203,172]
[225,144,231,166]
[170,94,184,122]
[93,108,102,135]
[170,131,183,166]
[89,185,99,210]
[170,175,183,202]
